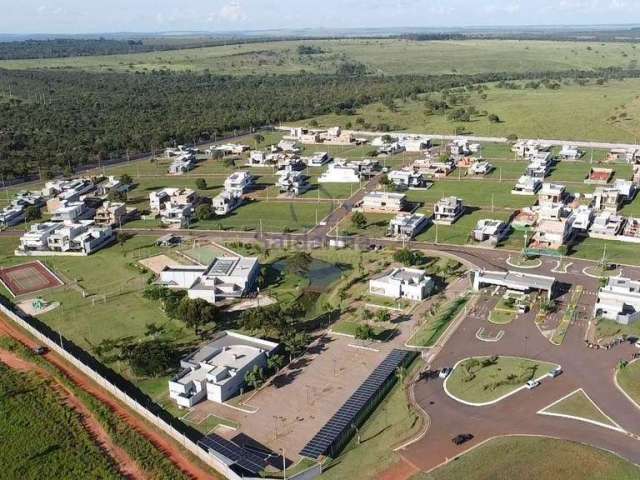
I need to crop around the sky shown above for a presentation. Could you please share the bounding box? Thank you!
[1,0,640,34]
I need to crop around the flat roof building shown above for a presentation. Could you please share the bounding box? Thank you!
[361,191,406,213]
[369,267,434,301]
[433,196,464,225]
[594,277,640,325]
[388,212,430,240]
[473,270,557,300]
[472,219,510,245]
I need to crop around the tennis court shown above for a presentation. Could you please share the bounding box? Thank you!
[0,261,64,297]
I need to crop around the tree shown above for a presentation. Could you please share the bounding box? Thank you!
[355,324,374,340]
[286,251,313,276]
[177,297,218,335]
[24,205,41,222]
[244,365,265,391]
[488,114,501,123]
[267,354,285,373]
[120,173,133,185]
[195,178,207,190]
[393,248,417,266]
[107,189,127,202]
[195,203,213,221]
[282,331,310,360]
[120,339,175,377]
[351,211,367,229]
[253,133,264,145]
[376,309,391,323]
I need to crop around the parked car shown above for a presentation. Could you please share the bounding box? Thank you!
[439,367,452,379]
[548,367,563,378]
[634,340,640,349]
[452,433,474,445]
[33,345,48,355]
[526,380,541,389]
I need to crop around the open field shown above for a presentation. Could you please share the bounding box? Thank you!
[446,356,557,404]
[617,361,640,407]
[0,362,121,479]
[298,78,640,143]
[411,296,469,347]
[415,435,640,480]
[3,39,640,75]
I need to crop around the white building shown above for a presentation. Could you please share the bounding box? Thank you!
[473,270,556,300]
[224,172,254,195]
[388,213,430,239]
[318,163,361,183]
[538,183,566,206]
[361,191,406,213]
[559,145,581,160]
[308,152,331,167]
[169,154,196,175]
[413,158,455,178]
[400,136,432,152]
[17,220,114,256]
[569,205,594,232]
[95,176,130,197]
[387,170,427,189]
[247,150,272,167]
[512,140,552,159]
[94,201,128,227]
[51,201,95,222]
[512,175,542,195]
[149,188,197,214]
[0,205,26,228]
[369,267,434,301]
[470,161,494,175]
[589,211,625,238]
[44,178,95,213]
[212,190,242,216]
[449,138,480,156]
[531,217,574,250]
[472,219,510,244]
[594,277,640,325]
[160,202,193,227]
[160,256,260,304]
[433,196,464,225]
[277,168,311,196]
[169,331,279,406]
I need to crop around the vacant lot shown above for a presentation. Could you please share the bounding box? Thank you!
[617,361,640,407]
[300,79,640,143]
[2,39,639,75]
[0,362,120,479]
[415,436,640,480]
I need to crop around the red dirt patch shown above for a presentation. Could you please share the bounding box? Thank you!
[0,261,63,297]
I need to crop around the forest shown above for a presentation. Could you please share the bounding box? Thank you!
[0,65,639,179]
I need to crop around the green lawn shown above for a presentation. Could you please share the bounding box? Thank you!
[446,356,558,404]
[320,359,423,480]
[541,389,618,428]
[415,436,640,480]
[410,296,469,347]
[0,363,120,479]
[4,39,640,76]
[301,78,640,143]
[551,286,583,345]
[617,361,640,407]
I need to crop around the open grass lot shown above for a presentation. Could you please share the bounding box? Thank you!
[541,389,617,427]
[0,363,120,479]
[569,237,640,266]
[3,39,640,76]
[446,356,557,404]
[617,361,640,407]
[320,360,423,480]
[415,436,640,480]
[300,78,640,143]
[410,296,469,347]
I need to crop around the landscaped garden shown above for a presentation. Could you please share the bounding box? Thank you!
[445,356,558,404]
[410,295,469,347]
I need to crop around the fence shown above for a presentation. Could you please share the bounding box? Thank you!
[0,296,319,480]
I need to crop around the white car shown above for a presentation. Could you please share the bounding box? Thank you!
[634,340,640,349]
[439,367,452,379]
[526,380,541,390]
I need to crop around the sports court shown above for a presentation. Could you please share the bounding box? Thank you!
[0,261,64,297]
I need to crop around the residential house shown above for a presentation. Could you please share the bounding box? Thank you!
[149,188,197,214]
[168,331,279,406]
[413,158,455,178]
[308,152,331,167]
[619,217,640,244]
[589,211,625,238]
[224,172,254,195]
[387,170,427,189]
[399,136,432,152]
[51,201,95,222]
[569,205,594,232]
[512,175,542,195]
[369,267,434,301]
[169,154,196,175]
[538,183,567,207]
[469,161,494,175]
[388,213,430,239]
[94,201,128,227]
[361,191,406,213]
[449,139,480,156]
[318,163,361,183]
[287,127,322,144]
[277,168,311,196]
[433,196,464,225]
[96,176,130,197]
[530,217,574,250]
[593,186,623,212]
[472,219,510,244]
[0,205,26,228]
[44,178,95,213]
[212,190,242,216]
[594,277,640,325]
[559,145,581,160]
[17,220,114,256]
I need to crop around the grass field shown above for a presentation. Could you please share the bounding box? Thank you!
[0,363,120,479]
[617,361,640,407]
[410,296,469,347]
[3,39,640,76]
[415,436,640,480]
[299,78,640,143]
[540,389,618,428]
[446,356,557,404]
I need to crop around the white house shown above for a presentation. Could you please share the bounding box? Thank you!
[168,331,279,406]
[212,190,242,216]
[569,205,594,232]
[589,211,625,238]
[160,256,260,304]
[44,178,95,213]
[308,152,331,167]
[0,205,26,228]
[469,161,494,175]
[512,175,542,196]
[387,170,427,189]
[530,217,574,250]
[361,192,405,213]
[559,145,581,160]
[51,201,95,222]
[149,188,197,214]
[400,136,432,152]
[17,220,114,256]
[538,183,567,206]
[248,151,272,167]
[433,196,464,225]
[160,202,193,227]
[224,172,254,195]
[277,168,311,196]
[318,163,361,183]
[594,277,640,325]
[388,213,430,239]
[592,187,623,212]
[369,267,434,301]
[169,154,196,175]
[472,219,510,244]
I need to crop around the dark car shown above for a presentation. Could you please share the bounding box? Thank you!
[33,345,48,355]
[452,433,474,445]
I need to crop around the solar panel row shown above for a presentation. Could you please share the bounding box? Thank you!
[299,349,411,459]
[199,434,268,475]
